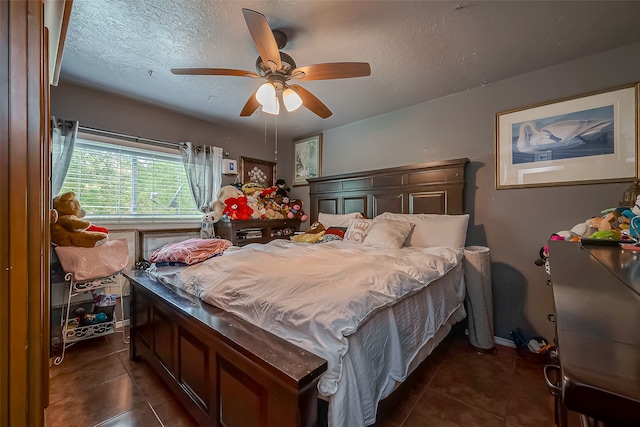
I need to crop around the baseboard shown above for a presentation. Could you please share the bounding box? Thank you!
[464,329,516,348]
[494,336,516,348]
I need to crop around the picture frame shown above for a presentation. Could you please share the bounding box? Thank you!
[293,134,322,186]
[240,156,277,187]
[495,83,638,189]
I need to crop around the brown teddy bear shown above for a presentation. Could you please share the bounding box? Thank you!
[287,199,308,222]
[51,191,108,247]
[291,221,325,243]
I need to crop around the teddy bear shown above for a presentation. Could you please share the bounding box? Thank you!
[291,221,325,243]
[264,207,284,219]
[223,195,254,220]
[204,185,243,223]
[51,191,108,247]
[236,196,254,220]
[287,199,308,222]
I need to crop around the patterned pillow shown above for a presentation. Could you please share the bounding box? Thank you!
[344,218,375,244]
[319,227,347,243]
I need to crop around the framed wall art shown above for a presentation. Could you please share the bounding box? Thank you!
[495,83,638,189]
[293,134,322,186]
[240,156,276,187]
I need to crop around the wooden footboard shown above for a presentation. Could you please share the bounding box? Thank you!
[126,271,327,427]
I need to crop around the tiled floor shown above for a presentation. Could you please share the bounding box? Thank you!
[45,326,555,427]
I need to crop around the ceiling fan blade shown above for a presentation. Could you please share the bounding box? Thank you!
[291,62,371,81]
[171,68,260,78]
[240,90,260,117]
[289,84,332,119]
[242,8,281,72]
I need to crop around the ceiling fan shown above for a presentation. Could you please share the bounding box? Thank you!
[171,8,371,119]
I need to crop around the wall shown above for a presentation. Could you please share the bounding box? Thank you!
[50,81,293,191]
[51,42,640,342]
[313,42,640,341]
[50,82,296,334]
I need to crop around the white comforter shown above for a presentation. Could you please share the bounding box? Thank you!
[148,239,464,425]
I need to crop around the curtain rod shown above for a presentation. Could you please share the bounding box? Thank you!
[77,125,182,150]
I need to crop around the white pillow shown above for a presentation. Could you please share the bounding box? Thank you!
[363,219,415,249]
[344,218,375,244]
[318,212,364,228]
[374,212,469,249]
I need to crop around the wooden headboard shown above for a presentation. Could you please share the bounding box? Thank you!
[308,158,469,221]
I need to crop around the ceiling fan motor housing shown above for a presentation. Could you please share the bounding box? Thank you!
[256,51,297,77]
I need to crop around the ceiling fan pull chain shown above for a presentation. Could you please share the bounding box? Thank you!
[274,115,278,162]
[264,114,267,146]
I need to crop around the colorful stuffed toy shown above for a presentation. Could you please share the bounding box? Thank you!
[287,199,308,222]
[260,186,279,201]
[51,191,108,247]
[206,185,243,223]
[242,182,264,196]
[237,195,254,220]
[291,221,326,243]
[275,179,290,198]
[223,195,253,220]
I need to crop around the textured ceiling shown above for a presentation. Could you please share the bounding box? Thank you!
[60,0,640,141]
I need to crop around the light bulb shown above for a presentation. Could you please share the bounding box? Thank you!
[261,96,280,115]
[255,83,276,106]
[283,87,303,112]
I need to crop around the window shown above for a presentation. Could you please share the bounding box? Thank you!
[60,133,202,223]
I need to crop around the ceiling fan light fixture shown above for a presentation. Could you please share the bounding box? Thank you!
[256,82,276,106]
[261,96,280,115]
[283,87,303,112]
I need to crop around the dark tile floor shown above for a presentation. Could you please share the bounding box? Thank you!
[45,326,555,427]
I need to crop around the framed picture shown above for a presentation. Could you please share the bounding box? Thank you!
[293,134,322,186]
[495,83,638,189]
[240,156,276,187]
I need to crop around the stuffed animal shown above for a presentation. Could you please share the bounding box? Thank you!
[206,185,243,223]
[589,210,621,231]
[51,191,108,247]
[237,195,254,220]
[264,207,284,219]
[223,195,253,220]
[291,221,325,243]
[287,199,308,222]
[260,186,279,201]
[242,182,264,196]
[275,179,290,198]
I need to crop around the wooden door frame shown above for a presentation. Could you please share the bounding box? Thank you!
[1,1,49,425]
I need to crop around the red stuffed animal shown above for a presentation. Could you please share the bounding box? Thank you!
[236,195,253,220]
[223,195,253,220]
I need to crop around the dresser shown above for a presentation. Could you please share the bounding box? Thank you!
[548,240,640,426]
[214,218,300,246]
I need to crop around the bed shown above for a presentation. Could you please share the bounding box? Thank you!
[126,157,470,427]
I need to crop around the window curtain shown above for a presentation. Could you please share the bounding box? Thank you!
[179,142,223,213]
[51,118,79,196]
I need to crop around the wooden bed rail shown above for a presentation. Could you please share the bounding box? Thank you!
[127,271,327,426]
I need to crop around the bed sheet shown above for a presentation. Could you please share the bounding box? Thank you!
[147,239,465,427]
[334,263,465,426]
